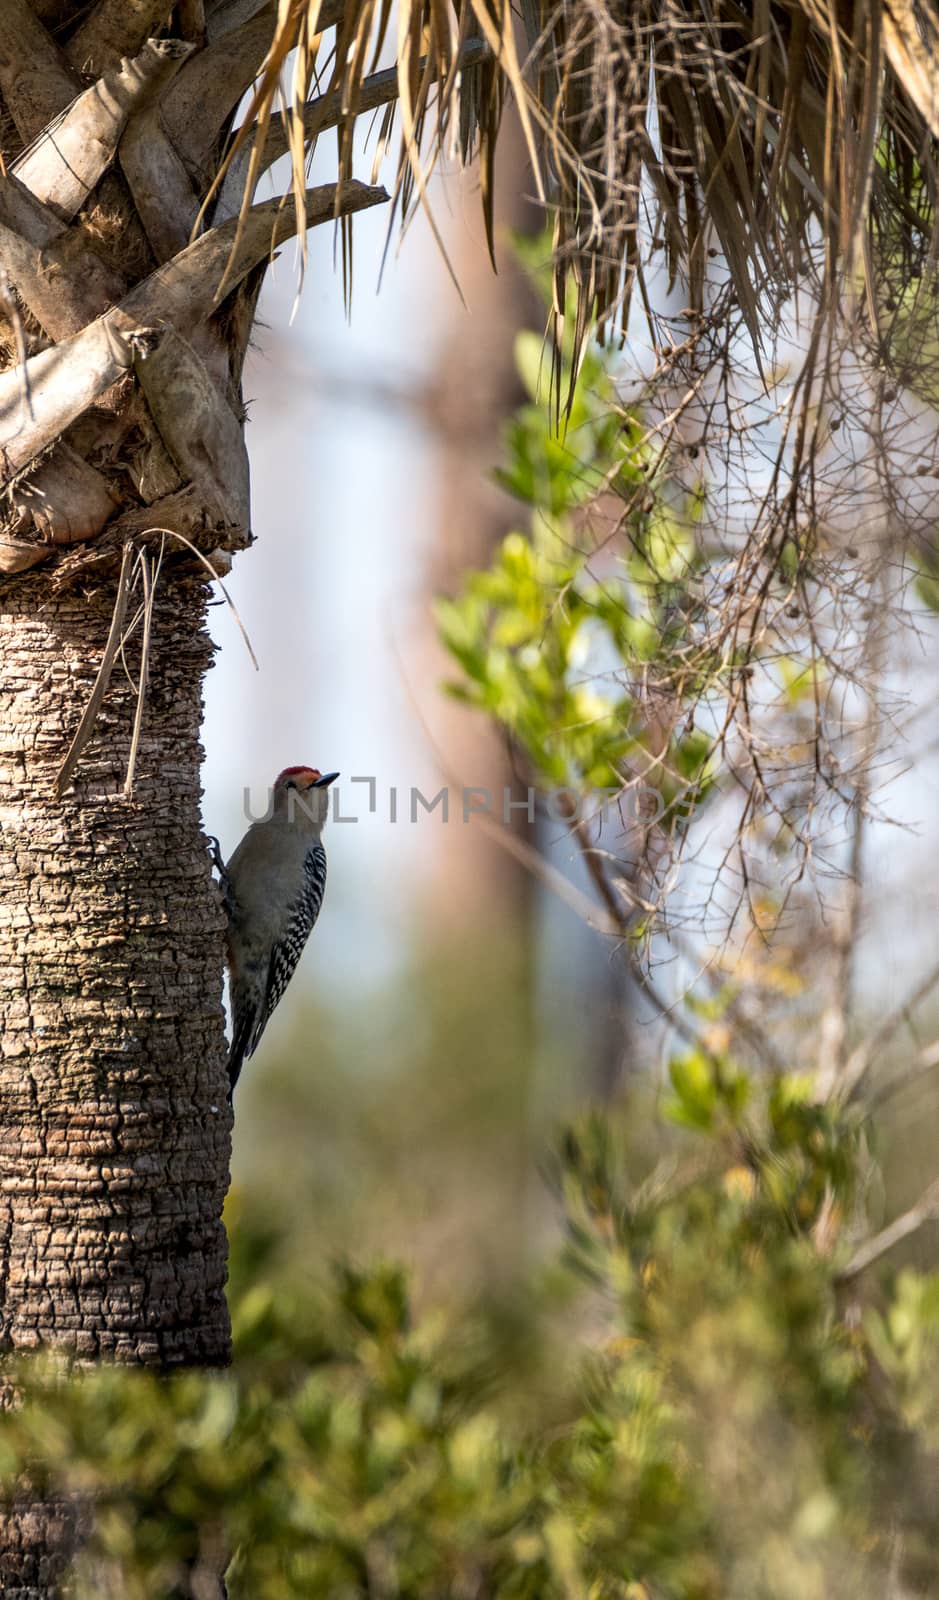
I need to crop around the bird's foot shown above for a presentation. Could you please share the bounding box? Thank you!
[206,834,235,918]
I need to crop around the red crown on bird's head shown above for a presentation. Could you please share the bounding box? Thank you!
[274,766,340,789]
[276,766,319,787]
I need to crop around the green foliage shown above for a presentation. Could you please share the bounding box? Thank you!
[664,1050,750,1133]
[865,1268,939,1433]
[493,333,627,511]
[435,325,716,822]
[3,1065,939,1596]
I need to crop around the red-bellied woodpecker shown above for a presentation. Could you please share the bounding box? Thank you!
[220,765,339,1096]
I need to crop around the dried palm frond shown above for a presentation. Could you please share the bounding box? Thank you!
[222,0,939,401]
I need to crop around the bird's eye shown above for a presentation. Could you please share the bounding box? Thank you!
[286,780,296,791]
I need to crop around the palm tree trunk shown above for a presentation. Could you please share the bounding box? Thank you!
[0,570,233,1594]
[0,1496,83,1597]
[0,3,386,1373]
[0,573,231,1367]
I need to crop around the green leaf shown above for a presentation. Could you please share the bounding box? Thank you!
[665,1051,719,1131]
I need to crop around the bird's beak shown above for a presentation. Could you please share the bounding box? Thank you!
[313,771,340,787]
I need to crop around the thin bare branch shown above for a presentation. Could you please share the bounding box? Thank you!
[866,1039,939,1114]
[630,958,722,1060]
[842,960,939,1104]
[815,571,887,1100]
[569,822,716,1057]
[839,1178,939,1281]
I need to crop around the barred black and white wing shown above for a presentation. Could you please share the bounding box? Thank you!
[227,844,327,1095]
[257,844,328,1032]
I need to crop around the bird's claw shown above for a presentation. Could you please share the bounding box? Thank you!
[206,834,235,918]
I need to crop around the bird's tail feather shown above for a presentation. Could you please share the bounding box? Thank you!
[227,999,256,1100]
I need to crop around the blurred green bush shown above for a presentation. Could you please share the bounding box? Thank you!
[3,1065,939,1597]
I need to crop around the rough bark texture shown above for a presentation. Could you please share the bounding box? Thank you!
[0,573,231,1368]
[0,1494,89,1597]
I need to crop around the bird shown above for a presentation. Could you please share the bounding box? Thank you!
[219,765,339,1097]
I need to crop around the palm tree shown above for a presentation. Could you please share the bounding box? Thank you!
[0,0,936,1587]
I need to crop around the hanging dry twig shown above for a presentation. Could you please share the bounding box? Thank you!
[135,523,259,672]
[52,541,135,798]
[123,539,164,797]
